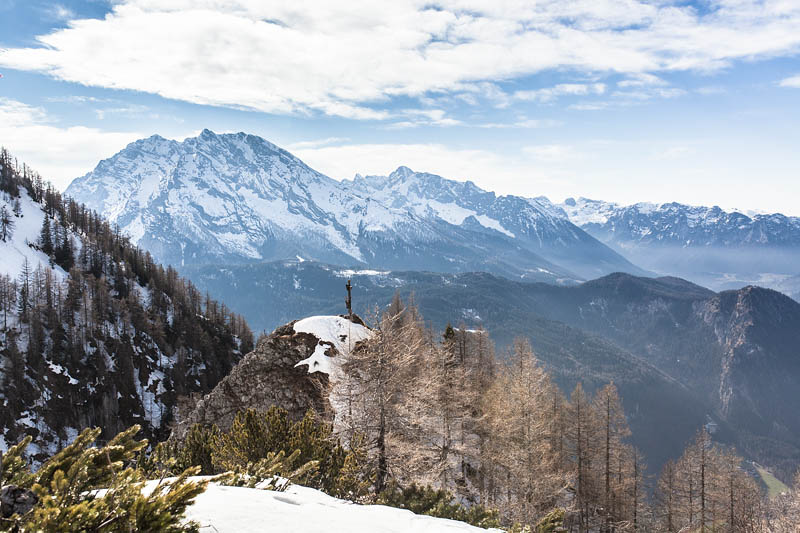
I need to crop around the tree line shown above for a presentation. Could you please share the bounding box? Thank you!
[328,294,798,531]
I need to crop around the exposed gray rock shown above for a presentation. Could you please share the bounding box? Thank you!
[173,317,366,437]
[0,485,38,518]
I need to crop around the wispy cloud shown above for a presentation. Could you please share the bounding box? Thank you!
[291,142,562,192]
[523,144,577,162]
[286,137,350,150]
[779,74,800,88]
[655,145,694,160]
[44,3,74,21]
[0,97,144,188]
[478,118,562,129]
[570,85,687,110]
[515,84,606,103]
[612,88,687,100]
[1,1,799,119]
[617,74,665,88]
[387,109,462,129]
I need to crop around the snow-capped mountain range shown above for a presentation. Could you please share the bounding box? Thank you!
[65,130,640,282]
[65,129,800,296]
[558,197,800,294]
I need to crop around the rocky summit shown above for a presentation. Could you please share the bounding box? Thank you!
[173,314,371,437]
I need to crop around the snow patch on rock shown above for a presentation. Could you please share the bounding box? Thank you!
[292,316,371,375]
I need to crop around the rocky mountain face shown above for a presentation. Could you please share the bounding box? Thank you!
[174,314,371,438]
[343,167,640,279]
[558,197,800,294]
[0,159,250,459]
[183,260,800,478]
[65,130,641,283]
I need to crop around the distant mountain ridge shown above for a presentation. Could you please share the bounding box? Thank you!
[558,197,800,294]
[65,130,641,282]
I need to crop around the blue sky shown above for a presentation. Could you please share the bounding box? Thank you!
[1,0,799,214]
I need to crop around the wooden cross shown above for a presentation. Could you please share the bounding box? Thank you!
[345,279,353,318]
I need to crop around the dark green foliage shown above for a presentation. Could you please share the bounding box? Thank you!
[150,408,371,500]
[219,449,319,492]
[0,426,206,532]
[210,407,367,496]
[534,508,566,532]
[328,434,371,501]
[180,424,220,476]
[212,407,292,469]
[377,483,501,529]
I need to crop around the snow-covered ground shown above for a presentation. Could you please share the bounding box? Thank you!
[0,189,67,281]
[184,481,499,533]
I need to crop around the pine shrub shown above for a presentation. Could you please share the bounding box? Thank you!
[0,426,206,532]
[377,482,500,529]
[209,407,369,497]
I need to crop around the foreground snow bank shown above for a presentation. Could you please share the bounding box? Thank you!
[185,482,499,533]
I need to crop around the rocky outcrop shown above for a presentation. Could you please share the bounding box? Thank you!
[172,315,368,437]
[0,485,38,518]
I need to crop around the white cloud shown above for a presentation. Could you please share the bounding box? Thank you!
[523,144,577,162]
[0,98,144,189]
[612,87,687,100]
[44,3,75,21]
[286,137,350,150]
[291,142,562,193]
[617,73,665,88]
[568,102,611,111]
[779,74,800,88]
[515,83,607,103]
[1,0,799,119]
[569,85,686,110]
[478,118,562,129]
[387,108,462,129]
[655,145,693,160]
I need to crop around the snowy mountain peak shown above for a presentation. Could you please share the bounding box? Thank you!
[557,196,800,293]
[66,131,641,280]
[389,165,414,180]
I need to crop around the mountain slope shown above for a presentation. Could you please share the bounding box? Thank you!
[343,167,643,279]
[559,197,800,292]
[0,151,252,458]
[65,130,640,282]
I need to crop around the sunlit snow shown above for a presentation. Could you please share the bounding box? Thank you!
[293,315,371,375]
[182,480,498,533]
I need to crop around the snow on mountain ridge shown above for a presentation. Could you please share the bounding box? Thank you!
[66,130,641,280]
[559,196,800,246]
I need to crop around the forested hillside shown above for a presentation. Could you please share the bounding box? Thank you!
[0,148,253,459]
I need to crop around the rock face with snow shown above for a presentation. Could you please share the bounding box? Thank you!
[559,197,800,293]
[65,130,640,282]
[345,168,641,279]
[174,315,370,436]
